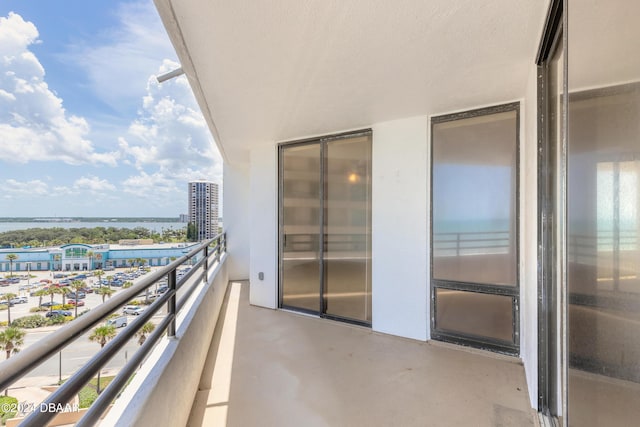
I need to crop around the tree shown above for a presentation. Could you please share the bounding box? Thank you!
[70,280,85,318]
[86,250,94,271]
[0,293,16,325]
[186,222,197,241]
[34,289,48,308]
[135,322,156,347]
[0,326,25,395]
[58,287,71,306]
[96,287,114,303]
[105,275,114,290]
[94,269,104,288]
[88,325,116,394]
[5,254,18,278]
[45,287,58,313]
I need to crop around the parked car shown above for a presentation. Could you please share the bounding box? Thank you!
[68,299,85,306]
[68,292,86,299]
[45,310,72,318]
[10,296,28,304]
[53,273,66,279]
[0,300,14,307]
[40,301,61,307]
[107,316,128,328]
[79,287,94,294]
[123,306,145,316]
[156,286,169,295]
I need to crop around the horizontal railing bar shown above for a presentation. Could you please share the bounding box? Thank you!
[76,315,174,427]
[20,284,180,426]
[0,236,218,391]
[175,246,213,291]
[176,251,223,314]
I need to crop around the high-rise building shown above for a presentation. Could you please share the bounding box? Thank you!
[188,181,219,241]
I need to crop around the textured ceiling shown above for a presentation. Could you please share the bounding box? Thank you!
[154,0,549,164]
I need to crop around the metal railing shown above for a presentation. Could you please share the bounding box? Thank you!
[433,230,512,256]
[0,233,226,426]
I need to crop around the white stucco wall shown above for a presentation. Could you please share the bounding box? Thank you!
[248,146,278,309]
[223,163,250,280]
[522,66,539,409]
[371,116,429,341]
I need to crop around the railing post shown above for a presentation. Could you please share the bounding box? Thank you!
[168,269,177,338]
[203,244,209,285]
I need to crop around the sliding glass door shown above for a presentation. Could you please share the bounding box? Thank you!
[279,131,372,325]
[566,1,640,425]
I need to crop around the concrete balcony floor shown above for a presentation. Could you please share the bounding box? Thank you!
[188,281,537,426]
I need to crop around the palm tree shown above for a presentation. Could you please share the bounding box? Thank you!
[86,250,94,271]
[58,287,71,306]
[88,324,116,394]
[34,289,48,308]
[94,269,104,288]
[0,293,16,324]
[45,287,59,313]
[70,280,85,318]
[135,322,156,346]
[105,275,114,290]
[96,287,114,303]
[5,254,18,278]
[0,326,25,396]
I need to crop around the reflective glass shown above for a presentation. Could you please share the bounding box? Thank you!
[281,144,321,312]
[568,2,640,424]
[324,135,372,323]
[435,289,514,343]
[432,110,518,286]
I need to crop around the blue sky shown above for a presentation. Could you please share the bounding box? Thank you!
[0,1,222,217]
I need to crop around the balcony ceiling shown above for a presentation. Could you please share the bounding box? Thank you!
[154,0,549,164]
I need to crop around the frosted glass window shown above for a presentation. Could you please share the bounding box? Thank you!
[432,110,518,286]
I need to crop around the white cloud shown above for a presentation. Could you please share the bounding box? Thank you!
[73,175,117,193]
[0,12,119,166]
[118,60,223,198]
[4,178,49,196]
[65,1,177,111]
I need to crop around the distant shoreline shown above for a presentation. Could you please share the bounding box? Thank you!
[0,217,180,223]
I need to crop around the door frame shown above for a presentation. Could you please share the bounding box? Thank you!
[277,129,373,327]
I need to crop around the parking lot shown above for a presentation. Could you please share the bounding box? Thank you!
[0,267,168,324]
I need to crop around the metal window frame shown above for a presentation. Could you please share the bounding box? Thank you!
[430,102,521,356]
[536,0,565,421]
[277,129,373,327]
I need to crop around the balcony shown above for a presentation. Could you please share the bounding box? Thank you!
[1,238,537,427]
[184,281,536,426]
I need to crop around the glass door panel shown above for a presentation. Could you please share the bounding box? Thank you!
[280,143,321,313]
[324,135,372,323]
[567,2,640,425]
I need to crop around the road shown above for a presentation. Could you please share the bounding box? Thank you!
[20,320,156,379]
[0,268,168,380]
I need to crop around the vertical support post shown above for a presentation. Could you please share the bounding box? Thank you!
[203,244,209,285]
[168,269,177,338]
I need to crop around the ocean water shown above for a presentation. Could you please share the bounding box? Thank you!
[0,221,185,234]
